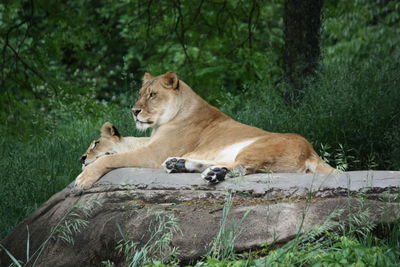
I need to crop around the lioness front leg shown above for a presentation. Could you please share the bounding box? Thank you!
[74,164,105,190]
[74,148,164,190]
[162,157,214,173]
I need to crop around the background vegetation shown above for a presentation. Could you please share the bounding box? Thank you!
[1,0,400,265]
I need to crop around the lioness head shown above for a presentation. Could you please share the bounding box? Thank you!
[132,72,181,131]
[80,122,121,168]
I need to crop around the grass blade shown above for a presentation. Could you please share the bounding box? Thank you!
[26,225,30,262]
[0,244,22,267]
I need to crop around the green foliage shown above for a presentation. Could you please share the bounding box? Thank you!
[101,260,115,267]
[258,236,399,267]
[146,237,399,266]
[0,0,283,116]
[51,200,102,245]
[323,0,400,65]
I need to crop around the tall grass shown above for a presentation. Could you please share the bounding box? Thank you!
[115,211,180,267]
[208,193,251,262]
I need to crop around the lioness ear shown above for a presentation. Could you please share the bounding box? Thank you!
[100,122,121,139]
[161,72,179,89]
[142,72,153,85]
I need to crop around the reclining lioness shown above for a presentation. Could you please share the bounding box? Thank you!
[80,122,149,169]
[74,71,334,189]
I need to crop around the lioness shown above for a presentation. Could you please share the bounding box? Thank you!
[80,122,149,169]
[74,71,334,189]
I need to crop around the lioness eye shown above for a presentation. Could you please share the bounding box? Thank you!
[150,92,156,98]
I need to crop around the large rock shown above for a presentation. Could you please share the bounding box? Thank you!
[1,170,400,266]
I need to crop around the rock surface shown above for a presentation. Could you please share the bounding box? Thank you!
[1,169,400,266]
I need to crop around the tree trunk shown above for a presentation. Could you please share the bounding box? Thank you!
[283,0,323,103]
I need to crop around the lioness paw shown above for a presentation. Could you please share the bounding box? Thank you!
[73,176,93,190]
[163,157,187,173]
[72,170,98,193]
[202,167,228,184]
[70,185,84,196]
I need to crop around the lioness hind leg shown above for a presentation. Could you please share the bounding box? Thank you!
[162,157,214,173]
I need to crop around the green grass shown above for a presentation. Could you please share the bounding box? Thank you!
[207,193,251,262]
[115,211,180,267]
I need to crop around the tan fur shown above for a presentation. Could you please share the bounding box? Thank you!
[80,122,149,168]
[75,72,335,189]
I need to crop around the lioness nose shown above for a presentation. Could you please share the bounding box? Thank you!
[79,155,87,164]
[132,108,141,116]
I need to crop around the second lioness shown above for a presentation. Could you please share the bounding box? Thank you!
[80,122,149,169]
[74,71,335,189]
